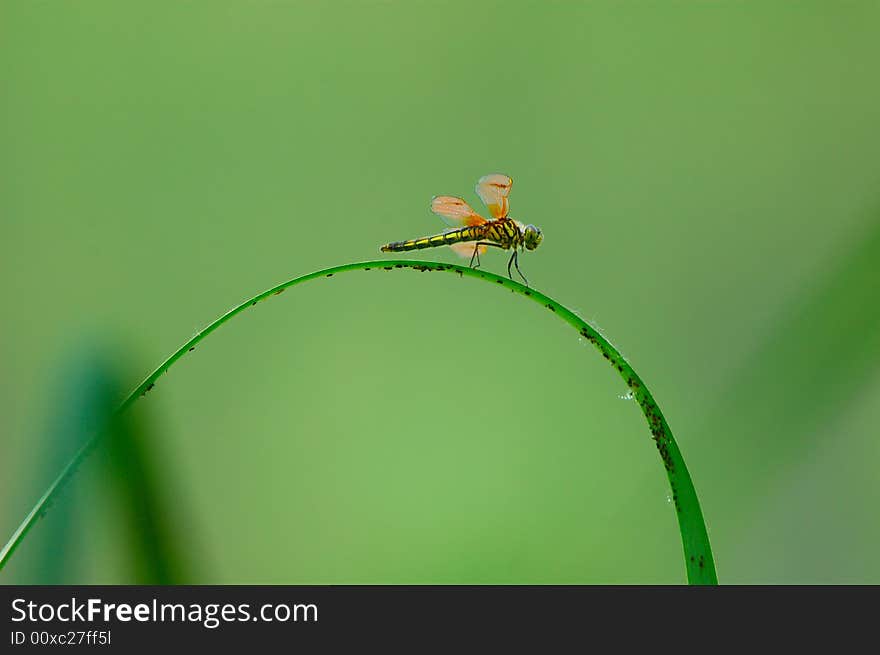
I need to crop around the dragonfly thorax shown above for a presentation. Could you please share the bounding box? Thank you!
[487,218,543,251]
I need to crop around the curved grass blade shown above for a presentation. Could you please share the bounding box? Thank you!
[0,260,717,584]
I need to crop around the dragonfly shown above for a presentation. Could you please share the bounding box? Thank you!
[380,173,543,285]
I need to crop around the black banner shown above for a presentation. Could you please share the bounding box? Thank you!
[0,585,872,650]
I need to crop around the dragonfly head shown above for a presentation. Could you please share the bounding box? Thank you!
[523,224,543,251]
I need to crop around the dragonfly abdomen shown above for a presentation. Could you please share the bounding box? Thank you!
[381,226,486,252]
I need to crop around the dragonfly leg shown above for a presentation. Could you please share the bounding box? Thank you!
[510,250,530,287]
[469,242,501,268]
[469,244,481,269]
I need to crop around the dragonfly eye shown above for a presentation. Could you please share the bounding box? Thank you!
[524,224,543,250]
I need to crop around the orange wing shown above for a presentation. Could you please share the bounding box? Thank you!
[449,242,488,258]
[475,173,512,219]
[431,195,487,228]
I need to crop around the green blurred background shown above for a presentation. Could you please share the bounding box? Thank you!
[2,1,879,584]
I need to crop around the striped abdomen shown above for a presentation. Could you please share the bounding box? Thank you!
[381,219,520,252]
[381,225,490,252]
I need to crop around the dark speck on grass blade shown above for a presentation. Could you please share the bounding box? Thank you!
[0,259,716,584]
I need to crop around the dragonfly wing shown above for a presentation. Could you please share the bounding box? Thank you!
[431,195,487,227]
[450,242,488,258]
[475,173,512,219]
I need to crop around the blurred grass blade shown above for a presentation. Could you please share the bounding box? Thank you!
[0,260,716,584]
[101,404,189,584]
[33,352,118,583]
[700,216,880,515]
[11,349,188,583]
